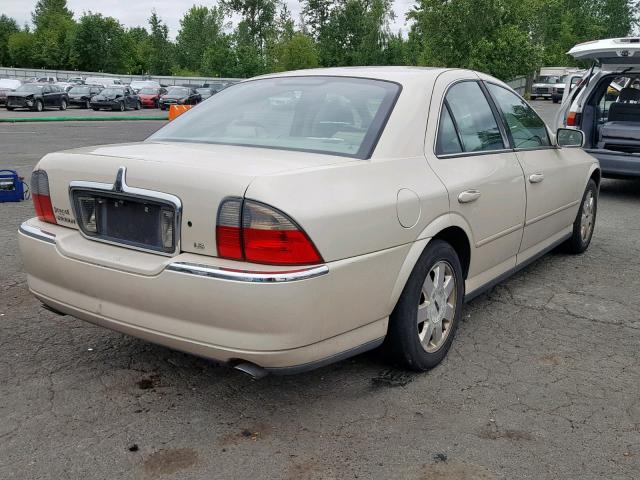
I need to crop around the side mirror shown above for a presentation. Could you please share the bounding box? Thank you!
[556,128,584,148]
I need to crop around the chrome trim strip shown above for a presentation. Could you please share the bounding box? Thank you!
[525,200,580,227]
[166,262,329,283]
[475,223,523,248]
[19,222,56,244]
[68,166,183,257]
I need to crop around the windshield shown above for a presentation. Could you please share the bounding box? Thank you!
[139,88,159,94]
[196,88,211,94]
[69,86,91,94]
[150,76,400,159]
[167,87,189,95]
[536,76,561,84]
[101,88,123,96]
[17,84,43,93]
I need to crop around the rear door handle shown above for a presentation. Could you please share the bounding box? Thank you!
[529,173,545,183]
[458,190,481,204]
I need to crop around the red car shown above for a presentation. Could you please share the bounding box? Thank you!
[137,87,167,108]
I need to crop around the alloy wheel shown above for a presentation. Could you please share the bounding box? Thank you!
[417,261,457,353]
[580,190,595,243]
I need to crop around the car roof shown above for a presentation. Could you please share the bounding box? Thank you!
[254,66,452,83]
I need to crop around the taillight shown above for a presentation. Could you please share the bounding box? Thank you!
[30,170,57,224]
[216,198,322,266]
[216,198,243,260]
[567,111,578,127]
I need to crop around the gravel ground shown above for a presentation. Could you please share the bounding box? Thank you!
[1,105,639,480]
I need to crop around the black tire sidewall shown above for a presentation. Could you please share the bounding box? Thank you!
[387,239,464,371]
[567,179,598,253]
[35,100,43,112]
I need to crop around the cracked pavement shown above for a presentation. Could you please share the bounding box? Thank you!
[1,106,639,479]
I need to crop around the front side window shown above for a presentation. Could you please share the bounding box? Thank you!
[150,76,400,159]
[443,81,505,153]
[487,83,551,149]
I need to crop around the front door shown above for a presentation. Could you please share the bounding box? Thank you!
[427,74,526,293]
[484,82,584,260]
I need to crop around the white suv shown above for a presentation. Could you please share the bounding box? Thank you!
[556,37,640,178]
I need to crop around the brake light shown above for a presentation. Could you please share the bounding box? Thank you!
[30,170,57,224]
[216,198,322,265]
[567,111,578,127]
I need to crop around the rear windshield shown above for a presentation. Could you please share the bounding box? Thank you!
[101,88,124,95]
[139,88,159,94]
[150,76,400,158]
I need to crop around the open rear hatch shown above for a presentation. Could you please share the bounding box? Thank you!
[568,37,640,71]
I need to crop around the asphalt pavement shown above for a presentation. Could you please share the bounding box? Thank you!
[1,102,639,479]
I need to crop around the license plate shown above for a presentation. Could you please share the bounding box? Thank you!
[72,191,176,254]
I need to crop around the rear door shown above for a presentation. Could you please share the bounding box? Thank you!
[484,82,584,260]
[42,85,54,107]
[427,72,526,291]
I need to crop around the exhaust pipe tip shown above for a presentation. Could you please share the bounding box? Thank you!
[233,361,269,380]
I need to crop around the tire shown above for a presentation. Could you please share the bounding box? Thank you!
[563,179,598,254]
[530,96,536,101]
[386,239,464,371]
[118,101,125,112]
[135,101,141,110]
[160,105,166,111]
[85,100,91,109]
[6,107,14,111]
[553,97,559,104]
[154,100,159,109]
[92,107,99,111]
[34,100,43,112]
[59,99,67,111]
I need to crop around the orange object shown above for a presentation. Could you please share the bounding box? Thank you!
[168,104,192,121]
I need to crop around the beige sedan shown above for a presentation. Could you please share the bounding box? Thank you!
[19,67,599,377]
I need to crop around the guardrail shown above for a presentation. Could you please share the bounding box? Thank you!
[0,66,241,87]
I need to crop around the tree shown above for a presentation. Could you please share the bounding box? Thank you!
[31,0,75,68]
[71,13,128,73]
[0,15,19,66]
[223,0,277,53]
[124,27,152,75]
[7,31,36,67]
[273,32,319,71]
[176,5,228,73]
[148,11,174,75]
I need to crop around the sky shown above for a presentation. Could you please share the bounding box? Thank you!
[1,0,416,38]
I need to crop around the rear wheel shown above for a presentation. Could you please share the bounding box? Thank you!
[564,179,598,254]
[386,240,464,371]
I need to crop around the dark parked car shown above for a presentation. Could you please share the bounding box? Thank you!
[68,85,103,108]
[159,86,201,110]
[137,87,167,108]
[196,87,216,100]
[90,86,141,111]
[6,83,68,112]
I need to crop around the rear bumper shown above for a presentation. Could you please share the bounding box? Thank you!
[586,149,640,178]
[19,219,398,372]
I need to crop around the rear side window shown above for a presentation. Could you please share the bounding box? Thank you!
[436,105,463,155]
[442,82,505,153]
[486,83,551,149]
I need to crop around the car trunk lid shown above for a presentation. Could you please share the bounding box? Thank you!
[38,141,355,261]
